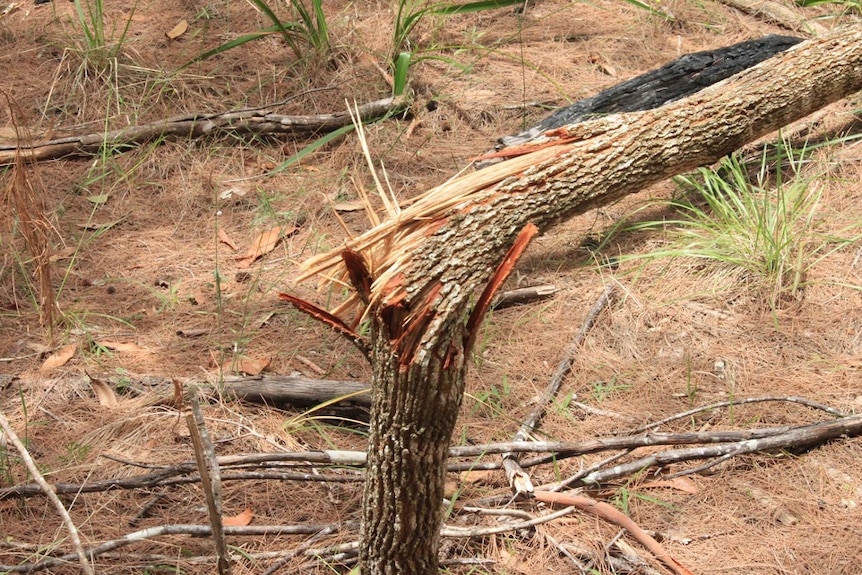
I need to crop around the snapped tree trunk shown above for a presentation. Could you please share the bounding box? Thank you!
[295,25,862,575]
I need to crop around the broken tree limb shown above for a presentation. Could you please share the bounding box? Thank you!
[534,491,696,575]
[220,374,371,408]
[0,407,94,575]
[296,25,862,575]
[0,96,409,166]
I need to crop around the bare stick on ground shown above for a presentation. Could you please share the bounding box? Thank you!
[0,407,94,575]
[0,96,409,166]
[186,393,232,575]
[502,284,615,494]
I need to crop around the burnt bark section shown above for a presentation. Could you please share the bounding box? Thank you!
[497,34,802,149]
[351,26,862,575]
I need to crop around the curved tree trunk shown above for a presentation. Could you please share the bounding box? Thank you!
[296,25,862,575]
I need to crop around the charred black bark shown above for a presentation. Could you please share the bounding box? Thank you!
[497,35,802,149]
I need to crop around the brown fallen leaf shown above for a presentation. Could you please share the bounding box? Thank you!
[221,356,271,376]
[333,201,364,212]
[49,246,77,262]
[96,340,148,353]
[166,19,188,40]
[218,228,238,251]
[223,507,253,527]
[235,226,297,268]
[459,469,494,485]
[639,476,699,495]
[87,374,119,407]
[39,344,77,375]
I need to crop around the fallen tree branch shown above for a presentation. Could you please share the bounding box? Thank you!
[186,394,231,575]
[0,407,94,575]
[0,523,348,574]
[534,491,695,575]
[502,283,615,494]
[624,395,847,434]
[575,413,862,486]
[715,0,828,35]
[0,96,409,166]
[4,410,859,499]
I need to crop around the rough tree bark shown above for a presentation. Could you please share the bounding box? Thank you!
[294,26,862,575]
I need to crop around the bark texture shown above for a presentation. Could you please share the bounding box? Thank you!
[303,25,862,575]
[359,320,469,574]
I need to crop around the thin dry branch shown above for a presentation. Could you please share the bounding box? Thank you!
[0,408,93,575]
[716,0,828,35]
[0,524,345,574]
[0,96,409,166]
[186,394,232,575]
[535,491,695,575]
[502,283,615,494]
[4,411,859,499]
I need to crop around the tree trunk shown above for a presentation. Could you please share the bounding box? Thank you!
[359,320,469,574]
[297,25,862,575]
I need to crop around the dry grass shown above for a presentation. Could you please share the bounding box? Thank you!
[1,1,862,574]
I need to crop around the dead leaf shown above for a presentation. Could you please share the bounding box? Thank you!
[39,344,77,375]
[459,469,494,485]
[219,186,249,201]
[218,228,238,251]
[87,374,118,407]
[96,340,148,353]
[166,19,188,40]
[639,476,699,495]
[49,246,77,262]
[223,507,253,526]
[222,356,271,376]
[597,62,617,77]
[171,378,184,410]
[747,485,799,526]
[333,201,364,212]
[235,226,296,268]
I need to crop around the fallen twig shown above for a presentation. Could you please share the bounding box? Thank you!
[502,284,615,494]
[0,524,348,574]
[186,393,232,575]
[0,96,409,166]
[0,407,94,575]
[624,395,847,434]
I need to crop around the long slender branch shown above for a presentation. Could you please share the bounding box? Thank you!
[0,96,409,166]
[3,411,859,499]
[0,524,348,574]
[502,283,615,494]
[0,408,94,575]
